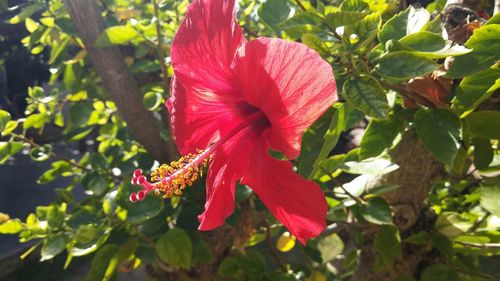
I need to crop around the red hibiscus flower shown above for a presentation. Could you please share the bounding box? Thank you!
[130,0,337,244]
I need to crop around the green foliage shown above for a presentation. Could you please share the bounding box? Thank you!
[156,228,192,269]
[414,108,461,167]
[1,0,499,280]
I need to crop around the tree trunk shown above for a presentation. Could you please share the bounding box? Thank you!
[351,130,445,281]
[63,0,176,163]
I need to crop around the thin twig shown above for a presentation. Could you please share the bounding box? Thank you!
[11,132,122,180]
[468,212,491,232]
[265,222,287,271]
[153,0,170,92]
[293,0,307,11]
[454,241,500,249]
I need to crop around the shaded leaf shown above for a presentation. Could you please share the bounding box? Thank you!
[375,51,439,80]
[466,111,500,139]
[318,233,344,262]
[258,0,291,32]
[359,116,405,159]
[414,108,461,166]
[420,264,459,281]
[41,234,66,261]
[374,225,402,268]
[452,68,500,117]
[342,75,389,118]
[361,197,393,225]
[156,228,192,269]
[480,186,500,217]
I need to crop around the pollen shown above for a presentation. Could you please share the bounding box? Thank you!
[129,150,212,202]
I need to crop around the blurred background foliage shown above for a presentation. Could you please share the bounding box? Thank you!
[0,0,499,280]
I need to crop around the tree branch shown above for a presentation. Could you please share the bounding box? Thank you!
[63,0,175,162]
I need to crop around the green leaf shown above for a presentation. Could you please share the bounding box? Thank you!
[25,17,39,33]
[446,24,500,78]
[361,197,393,225]
[486,12,500,25]
[318,233,344,262]
[49,35,70,64]
[95,26,139,47]
[414,108,461,167]
[342,75,389,118]
[297,108,335,176]
[278,11,322,38]
[465,25,500,53]
[156,228,192,269]
[325,11,367,29]
[24,113,48,129]
[375,51,439,80]
[0,142,24,164]
[218,257,245,281]
[378,7,411,45]
[399,31,444,51]
[374,225,402,268]
[466,111,500,139]
[85,245,119,281]
[423,14,443,34]
[2,120,18,136]
[64,63,82,91]
[0,110,11,131]
[480,186,500,217]
[8,4,42,24]
[0,219,24,234]
[81,173,109,195]
[435,212,471,238]
[257,0,291,32]
[117,183,164,224]
[30,144,52,162]
[342,157,399,175]
[340,0,369,12]
[69,102,93,127]
[143,92,163,111]
[420,264,459,281]
[192,237,213,265]
[359,116,405,159]
[446,52,500,79]
[309,104,345,178]
[66,127,94,142]
[452,68,500,117]
[67,207,100,228]
[238,251,267,280]
[41,234,66,261]
[431,234,453,257]
[398,31,471,59]
[301,33,330,58]
[473,138,493,170]
[343,12,380,50]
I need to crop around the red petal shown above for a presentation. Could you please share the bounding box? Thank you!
[171,0,245,90]
[241,142,328,244]
[168,76,251,154]
[233,38,337,159]
[198,125,261,230]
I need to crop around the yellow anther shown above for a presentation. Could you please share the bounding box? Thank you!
[149,150,211,200]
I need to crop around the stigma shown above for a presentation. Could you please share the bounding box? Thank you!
[129,150,212,202]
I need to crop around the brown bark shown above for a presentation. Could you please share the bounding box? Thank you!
[63,0,175,162]
[351,130,445,281]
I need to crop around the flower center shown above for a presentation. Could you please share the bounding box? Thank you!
[129,111,267,202]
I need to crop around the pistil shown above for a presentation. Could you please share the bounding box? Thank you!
[130,111,266,202]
